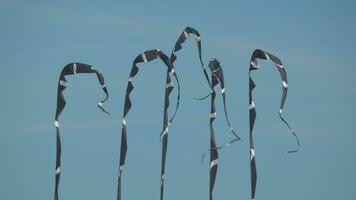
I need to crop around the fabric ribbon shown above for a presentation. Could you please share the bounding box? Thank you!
[54,62,109,200]
[158,26,212,200]
[117,49,180,200]
[248,49,300,200]
[207,59,241,200]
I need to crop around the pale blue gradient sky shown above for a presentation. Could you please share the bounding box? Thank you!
[0,0,355,200]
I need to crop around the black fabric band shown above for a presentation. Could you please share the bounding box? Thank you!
[117,49,180,200]
[248,49,300,200]
[54,62,109,200]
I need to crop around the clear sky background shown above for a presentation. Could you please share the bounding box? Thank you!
[0,0,355,200]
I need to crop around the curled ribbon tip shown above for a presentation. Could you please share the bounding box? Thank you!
[279,112,300,154]
[200,133,241,164]
[231,133,241,141]
[98,103,110,115]
[200,136,241,163]
[194,92,212,101]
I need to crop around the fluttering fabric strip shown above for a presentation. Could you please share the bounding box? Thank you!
[201,59,241,162]
[117,49,180,200]
[170,27,240,157]
[157,26,211,200]
[54,62,109,200]
[248,49,300,200]
[172,27,212,101]
[169,26,211,88]
[207,59,241,200]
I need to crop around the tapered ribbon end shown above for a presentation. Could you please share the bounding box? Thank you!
[97,102,110,115]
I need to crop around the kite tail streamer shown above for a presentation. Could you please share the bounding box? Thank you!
[249,71,257,200]
[54,62,109,200]
[158,26,212,200]
[209,68,219,200]
[159,73,174,200]
[170,26,212,93]
[263,50,300,153]
[213,60,241,141]
[206,59,241,200]
[201,59,241,162]
[248,49,300,200]
[117,49,180,200]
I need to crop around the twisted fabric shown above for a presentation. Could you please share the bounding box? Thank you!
[164,28,240,200]
[208,59,219,200]
[117,49,180,200]
[54,62,109,200]
[201,58,241,161]
[158,26,211,200]
[248,49,300,200]
[207,59,241,200]
[169,26,211,88]
[168,27,241,199]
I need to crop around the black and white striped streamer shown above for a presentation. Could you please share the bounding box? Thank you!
[207,59,241,200]
[248,49,300,200]
[157,26,211,200]
[54,62,109,200]
[169,26,211,88]
[117,49,180,200]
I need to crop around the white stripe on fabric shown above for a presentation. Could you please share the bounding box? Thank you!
[265,52,270,60]
[210,159,218,168]
[169,68,175,76]
[210,112,217,118]
[183,31,189,38]
[54,120,59,128]
[282,81,288,88]
[59,80,68,87]
[250,149,255,160]
[249,101,255,110]
[250,61,260,69]
[166,82,174,88]
[55,167,61,174]
[162,127,169,137]
[141,53,148,63]
[277,64,284,69]
[73,63,77,74]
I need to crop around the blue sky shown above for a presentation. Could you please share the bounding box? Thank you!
[0,0,355,199]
